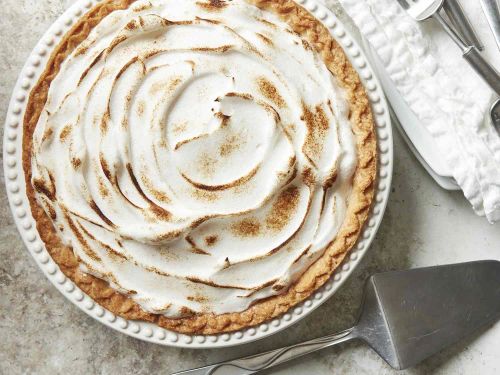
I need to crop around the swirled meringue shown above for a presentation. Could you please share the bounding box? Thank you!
[31,0,357,317]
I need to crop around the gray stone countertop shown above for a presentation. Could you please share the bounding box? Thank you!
[1,1,500,374]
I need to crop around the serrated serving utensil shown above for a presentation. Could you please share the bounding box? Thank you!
[173,261,500,374]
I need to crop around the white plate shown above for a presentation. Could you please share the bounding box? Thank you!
[361,39,460,191]
[3,0,393,348]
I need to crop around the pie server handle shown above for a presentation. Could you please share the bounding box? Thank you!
[170,328,355,375]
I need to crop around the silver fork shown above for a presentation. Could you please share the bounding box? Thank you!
[397,0,500,133]
[398,0,500,94]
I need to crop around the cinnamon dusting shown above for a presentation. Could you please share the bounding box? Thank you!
[266,186,300,231]
[59,124,72,141]
[231,218,261,237]
[257,77,285,108]
[196,0,228,11]
[205,235,218,246]
[301,103,329,165]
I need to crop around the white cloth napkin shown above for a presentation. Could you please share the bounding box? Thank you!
[333,0,500,223]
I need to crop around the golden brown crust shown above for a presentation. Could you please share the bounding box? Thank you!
[23,0,377,334]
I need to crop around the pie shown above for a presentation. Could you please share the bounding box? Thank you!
[23,0,377,334]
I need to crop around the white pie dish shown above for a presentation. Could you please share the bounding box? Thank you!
[3,0,393,348]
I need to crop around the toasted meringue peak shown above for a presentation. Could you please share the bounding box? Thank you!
[31,0,357,317]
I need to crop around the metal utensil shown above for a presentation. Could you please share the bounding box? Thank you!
[397,0,500,99]
[491,99,500,133]
[443,0,484,50]
[480,0,500,50]
[173,261,500,374]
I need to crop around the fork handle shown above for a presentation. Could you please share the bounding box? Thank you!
[443,0,484,50]
[172,328,355,375]
[433,12,500,96]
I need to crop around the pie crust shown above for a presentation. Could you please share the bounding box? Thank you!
[23,0,377,334]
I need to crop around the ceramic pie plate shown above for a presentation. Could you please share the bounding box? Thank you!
[3,0,393,348]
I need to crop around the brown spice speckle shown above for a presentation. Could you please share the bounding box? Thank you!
[192,189,217,202]
[59,124,72,141]
[42,127,54,143]
[302,167,316,186]
[205,235,218,246]
[100,112,110,133]
[72,157,82,169]
[219,135,241,157]
[257,77,285,108]
[196,0,228,11]
[215,112,231,128]
[187,294,209,303]
[136,100,145,116]
[301,38,312,51]
[149,204,172,221]
[301,103,329,165]
[266,186,300,231]
[172,122,187,134]
[231,218,261,237]
[125,19,138,31]
[198,154,217,178]
[98,177,109,198]
[141,175,171,203]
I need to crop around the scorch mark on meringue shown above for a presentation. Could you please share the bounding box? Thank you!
[89,200,115,228]
[126,164,173,220]
[257,77,285,108]
[181,165,259,191]
[174,134,204,151]
[140,174,171,204]
[196,0,228,11]
[255,17,278,30]
[256,33,274,46]
[33,173,56,202]
[78,221,128,261]
[78,50,105,85]
[65,214,102,263]
[186,236,211,255]
[192,45,234,54]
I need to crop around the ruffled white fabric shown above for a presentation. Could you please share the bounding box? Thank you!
[337,0,500,223]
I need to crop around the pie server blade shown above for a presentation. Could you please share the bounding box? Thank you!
[173,261,500,374]
[360,260,500,369]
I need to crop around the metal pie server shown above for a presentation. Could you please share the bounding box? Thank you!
[173,261,500,374]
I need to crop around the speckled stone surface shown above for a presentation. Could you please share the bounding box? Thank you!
[1,1,500,374]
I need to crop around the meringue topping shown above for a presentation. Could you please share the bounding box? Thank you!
[31,0,357,317]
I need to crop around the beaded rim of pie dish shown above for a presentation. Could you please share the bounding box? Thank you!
[4,0,393,347]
